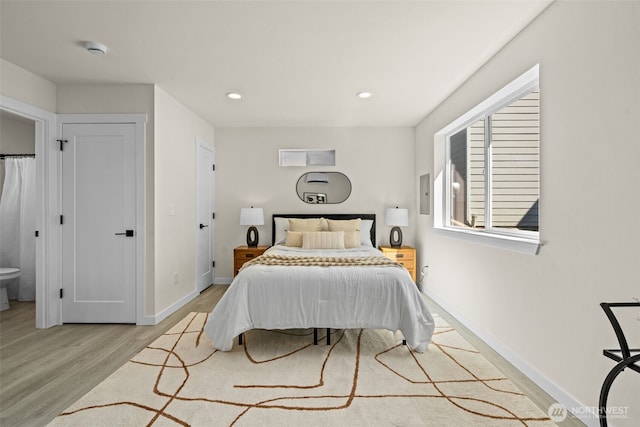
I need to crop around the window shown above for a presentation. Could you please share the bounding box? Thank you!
[436,65,540,253]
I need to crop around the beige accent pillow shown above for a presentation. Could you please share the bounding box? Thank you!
[327,218,361,232]
[302,231,345,250]
[343,230,360,248]
[284,231,303,247]
[289,218,324,232]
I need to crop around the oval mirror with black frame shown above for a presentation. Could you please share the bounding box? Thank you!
[296,171,351,204]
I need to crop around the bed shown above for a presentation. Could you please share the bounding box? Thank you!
[204,213,435,353]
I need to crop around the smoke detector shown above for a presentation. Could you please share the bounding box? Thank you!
[85,41,108,55]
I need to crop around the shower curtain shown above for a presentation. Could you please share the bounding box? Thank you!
[0,158,36,301]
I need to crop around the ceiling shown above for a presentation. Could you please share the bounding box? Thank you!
[0,1,552,127]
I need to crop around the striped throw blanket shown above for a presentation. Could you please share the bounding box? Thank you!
[240,253,404,271]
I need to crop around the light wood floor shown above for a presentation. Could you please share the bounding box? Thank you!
[0,286,582,427]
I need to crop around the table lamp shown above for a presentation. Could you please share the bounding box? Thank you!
[240,207,264,247]
[384,207,408,247]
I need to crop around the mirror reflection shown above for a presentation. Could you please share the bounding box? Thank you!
[296,171,351,204]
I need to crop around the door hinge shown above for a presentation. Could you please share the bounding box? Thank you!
[212,261,215,268]
[57,139,68,151]
[60,215,64,225]
[35,230,39,237]
[212,212,215,220]
[59,289,64,298]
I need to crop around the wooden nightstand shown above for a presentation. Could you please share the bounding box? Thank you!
[233,246,268,276]
[378,246,416,282]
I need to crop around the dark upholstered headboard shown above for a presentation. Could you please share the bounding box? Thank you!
[272,213,376,246]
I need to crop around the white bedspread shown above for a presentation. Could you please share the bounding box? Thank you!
[204,245,435,352]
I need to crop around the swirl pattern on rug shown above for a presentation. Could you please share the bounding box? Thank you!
[49,312,556,426]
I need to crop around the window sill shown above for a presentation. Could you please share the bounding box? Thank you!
[434,227,541,255]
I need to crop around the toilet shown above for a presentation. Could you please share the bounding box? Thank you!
[0,268,21,311]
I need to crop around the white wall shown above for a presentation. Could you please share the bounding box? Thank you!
[57,84,158,315]
[0,59,56,112]
[153,86,215,313]
[0,112,35,153]
[1,77,216,321]
[57,84,216,319]
[415,2,639,426]
[214,127,416,281]
[0,112,36,205]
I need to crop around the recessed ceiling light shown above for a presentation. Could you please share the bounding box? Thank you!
[357,91,372,99]
[226,92,242,100]
[85,41,108,55]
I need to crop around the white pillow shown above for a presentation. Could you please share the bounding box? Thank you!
[360,219,374,246]
[302,231,345,250]
[274,217,290,245]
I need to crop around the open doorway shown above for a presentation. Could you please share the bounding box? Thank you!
[0,111,36,316]
[1,95,58,329]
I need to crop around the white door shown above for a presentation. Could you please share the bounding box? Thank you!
[196,140,214,292]
[61,123,137,323]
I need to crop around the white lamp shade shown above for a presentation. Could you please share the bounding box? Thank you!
[240,207,264,226]
[384,208,408,226]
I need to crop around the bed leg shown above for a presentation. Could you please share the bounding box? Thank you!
[326,328,331,345]
[402,339,407,346]
[238,333,243,346]
[313,328,318,345]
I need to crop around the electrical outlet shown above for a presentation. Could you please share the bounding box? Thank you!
[173,272,179,285]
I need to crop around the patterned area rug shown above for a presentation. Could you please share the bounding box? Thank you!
[48,312,556,426]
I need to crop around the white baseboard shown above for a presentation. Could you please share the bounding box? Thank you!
[137,289,199,326]
[423,288,597,427]
[136,317,157,326]
[138,280,231,325]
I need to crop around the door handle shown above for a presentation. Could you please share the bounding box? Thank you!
[199,224,209,229]
[115,230,135,237]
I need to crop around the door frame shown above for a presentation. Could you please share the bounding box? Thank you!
[195,138,214,292]
[0,95,56,328]
[58,114,146,324]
